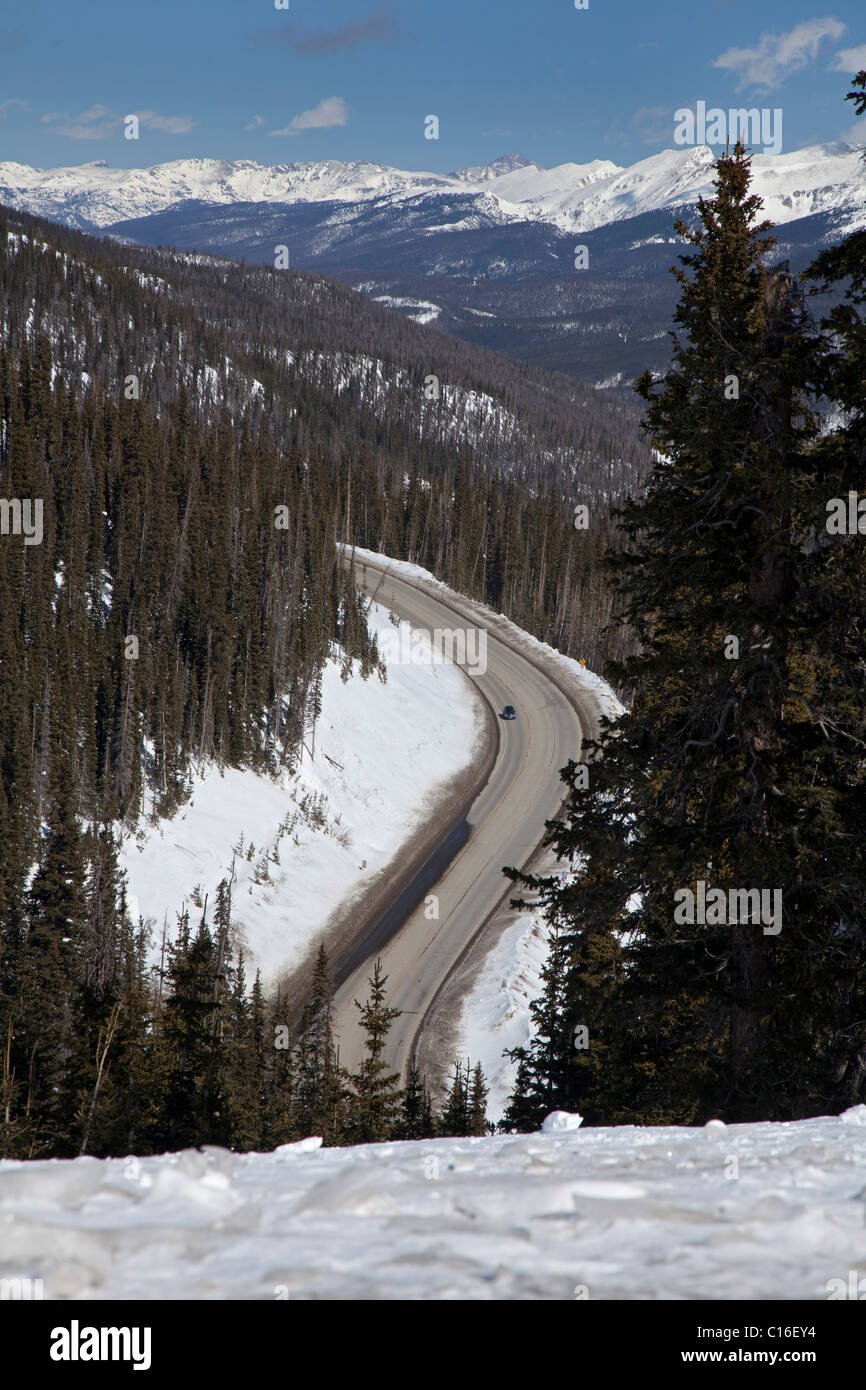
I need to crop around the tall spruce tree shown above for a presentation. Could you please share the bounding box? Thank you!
[348,959,402,1144]
[153,907,226,1149]
[264,986,295,1146]
[440,1059,469,1136]
[502,923,589,1130]
[467,1063,489,1136]
[399,1059,435,1139]
[19,767,89,1150]
[292,943,346,1143]
[506,138,866,1126]
[222,952,266,1150]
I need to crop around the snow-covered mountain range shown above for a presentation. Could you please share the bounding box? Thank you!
[3,144,862,384]
[1,141,863,235]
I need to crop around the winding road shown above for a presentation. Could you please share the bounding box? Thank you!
[331,554,601,1080]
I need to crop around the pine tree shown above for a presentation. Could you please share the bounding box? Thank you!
[503,924,574,1130]
[794,69,866,1106]
[467,1063,489,1136]
[292,943,346,1143]
[440,1060,469,1137]
[265,986,295,1146]
[348,959,402,1144]
[399,1059,435,1139]
[509,140,866,1123]
[67,829,143,1156]
[154,907,226,1149]
[105,909,154,1157]
[19,768,89,1149]
[222,952,265,1150]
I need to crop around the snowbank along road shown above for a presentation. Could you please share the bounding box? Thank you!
[331,554,602,1078]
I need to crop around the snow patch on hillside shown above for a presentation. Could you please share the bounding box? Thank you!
[374,294,441,324]
[122,600,484,986]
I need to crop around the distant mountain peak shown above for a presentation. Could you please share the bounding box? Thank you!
[451,154,544,182]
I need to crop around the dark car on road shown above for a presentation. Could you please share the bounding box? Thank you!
[501,705,517,720]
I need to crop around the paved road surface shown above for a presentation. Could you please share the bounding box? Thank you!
[331,557,599,1079]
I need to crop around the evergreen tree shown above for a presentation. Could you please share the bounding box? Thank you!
[507,139,866,1124]
[105,910,154,1157]
[502,924,574,1131]
[19,768,89,1149]
[68,830,144,1157]
[153,907,226,1149]
[222,952,266,1150]
[440,1060,469,1137]
[292,943,346,1143]
[398,1059,435,1139]
[264,986,295,1146]
[467,1063,489,1137]
[348,959,402,1144]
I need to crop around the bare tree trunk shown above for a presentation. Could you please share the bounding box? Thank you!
[79,1004,122,1156]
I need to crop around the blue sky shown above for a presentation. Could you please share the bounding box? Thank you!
[1,1,864,171]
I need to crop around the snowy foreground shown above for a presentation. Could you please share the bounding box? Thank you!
[2,1108,865,1301]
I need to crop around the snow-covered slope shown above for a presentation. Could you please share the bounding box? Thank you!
[2,1106,864,1299]
[2,141,863,235]
[122,599,484,987]
[489,143,866,233]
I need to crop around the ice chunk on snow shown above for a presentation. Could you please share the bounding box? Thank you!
[541,1111,584,1133]
[274,1137,324,1156]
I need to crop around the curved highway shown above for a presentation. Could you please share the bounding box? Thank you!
[331,554,600,1080]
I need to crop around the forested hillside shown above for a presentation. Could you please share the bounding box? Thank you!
[0,205,650,675]
[1,206,650,493]
[0,197,645,1159]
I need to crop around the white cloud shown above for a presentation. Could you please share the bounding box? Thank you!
[0,98,28,117]
[713,18,846,91]
[269,96,348,136]
[137,110,196,134]
[40,105,195,139]
[243,115,265,131]
[41,105,120,139]
[833,44,866,73]
[77,104,113,123]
